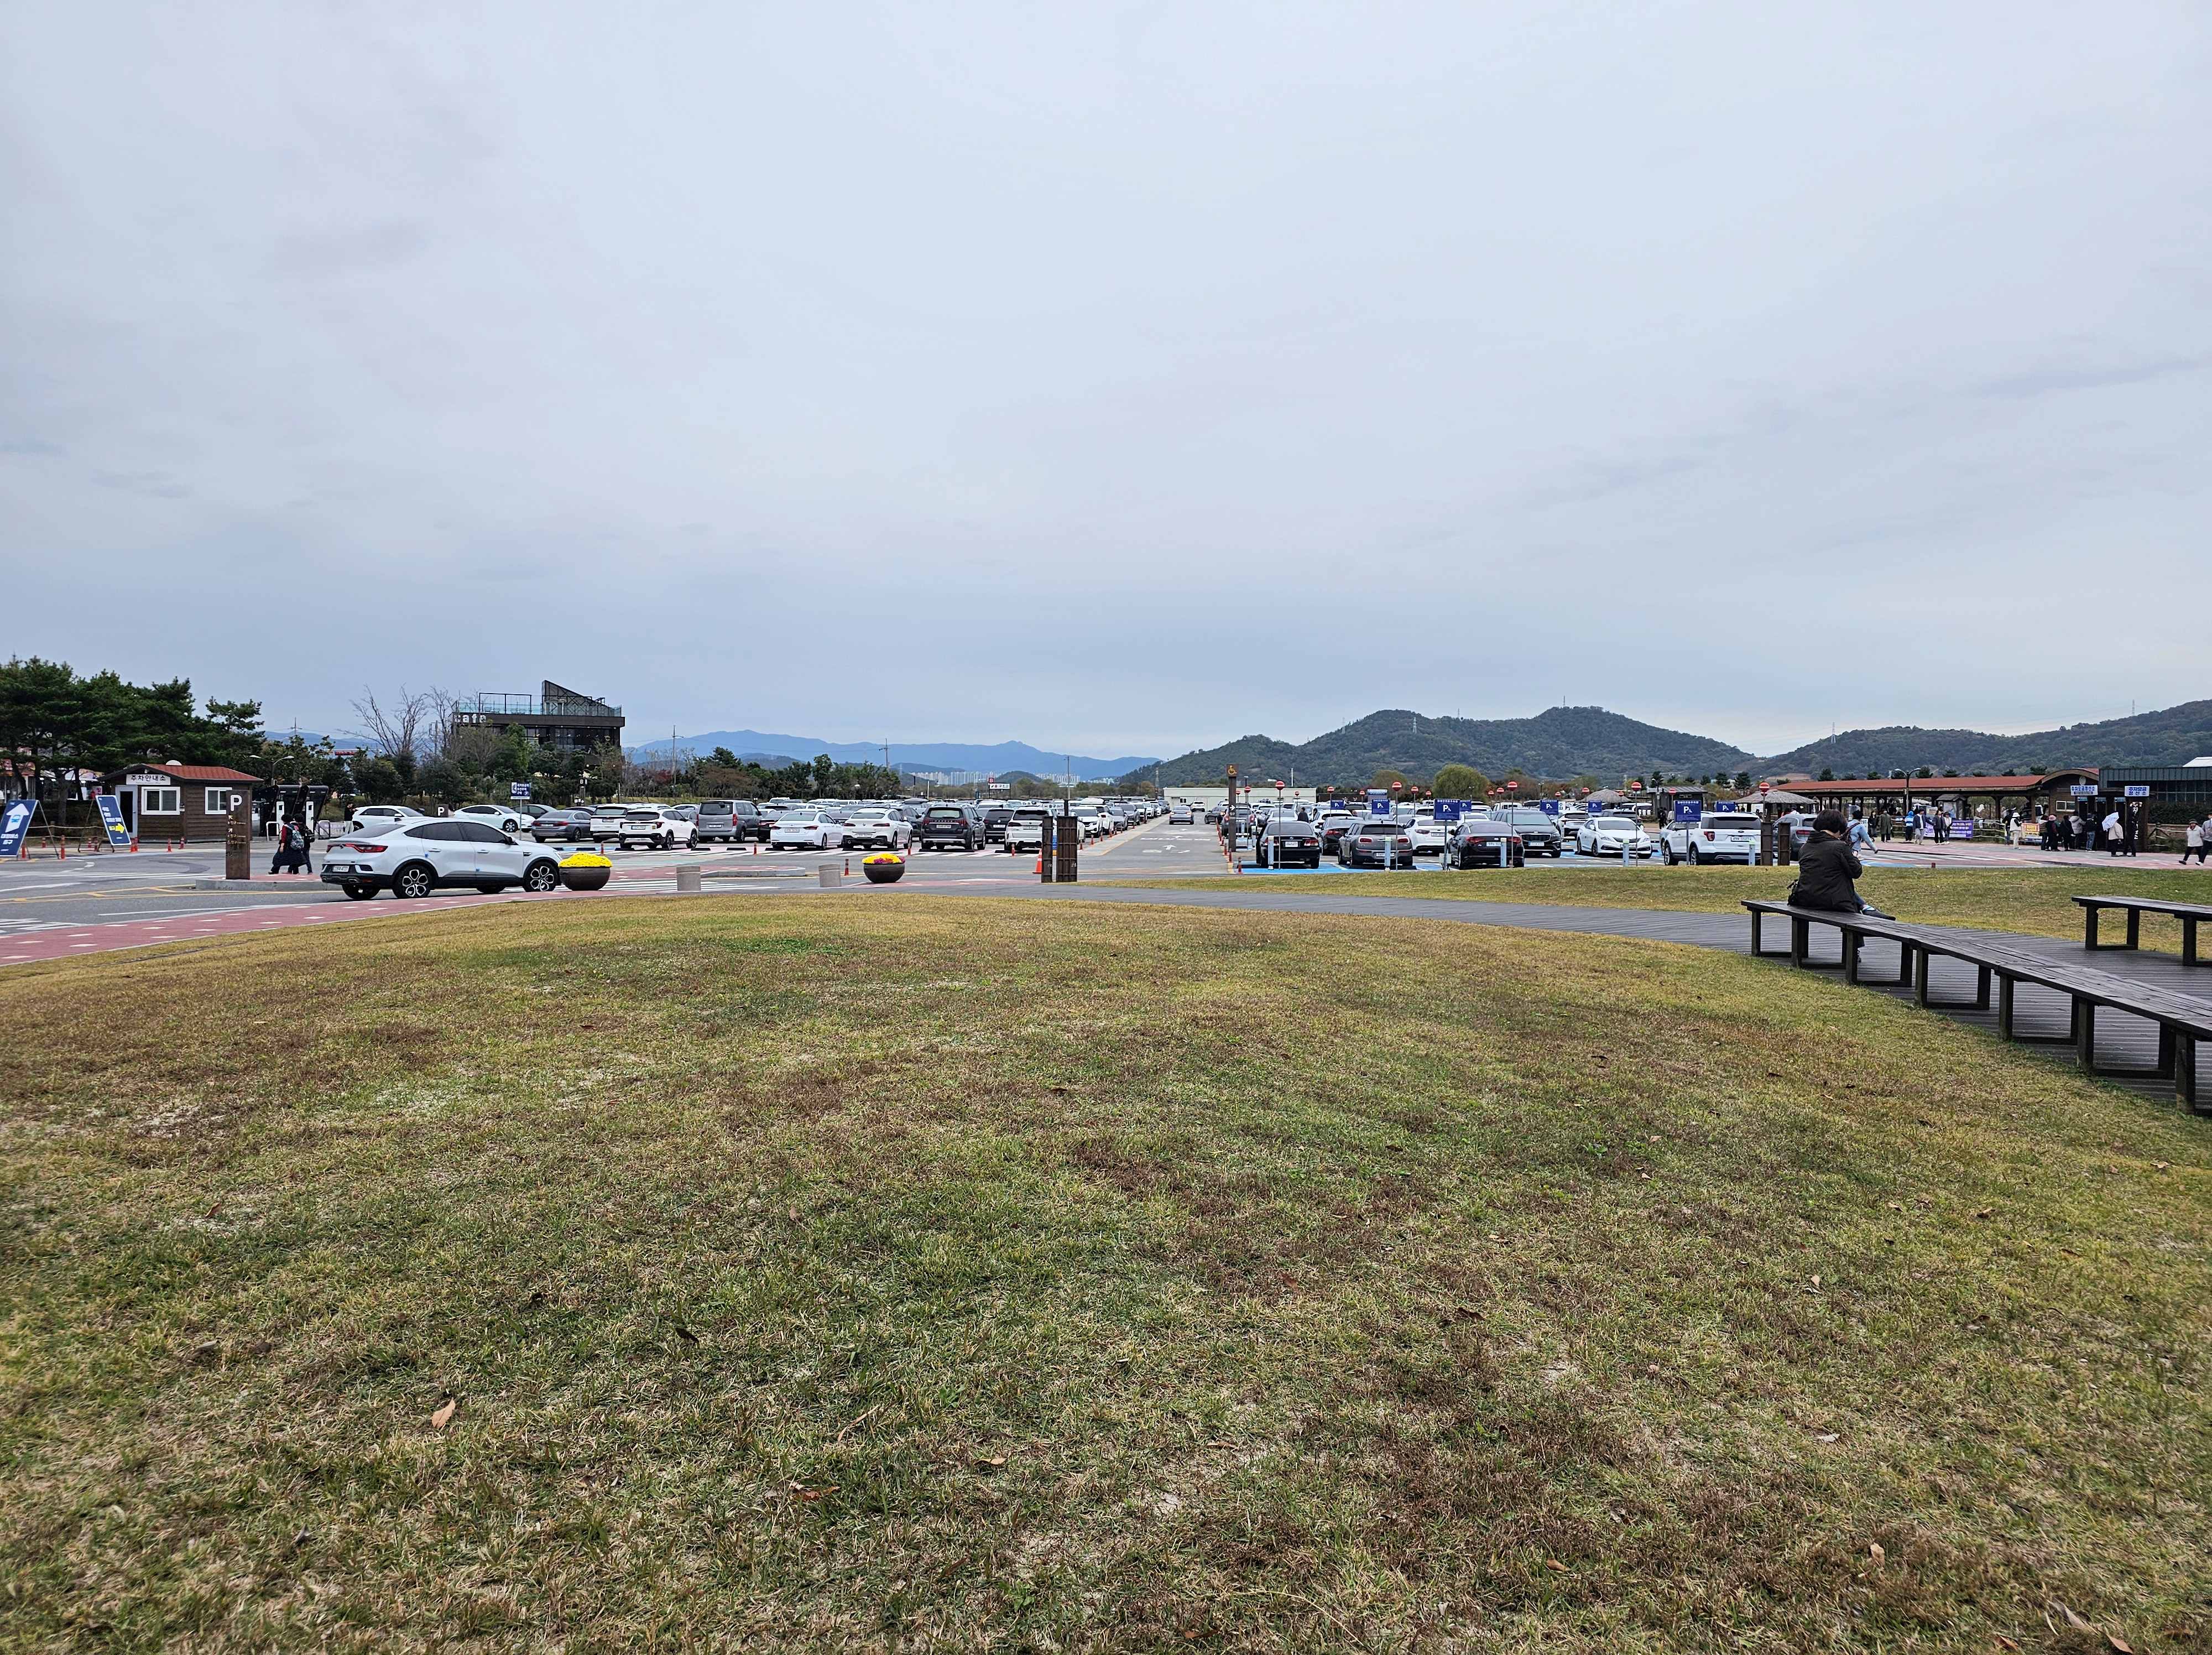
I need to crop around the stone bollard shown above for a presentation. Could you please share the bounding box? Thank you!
[676,864,702,894]
[818,865,843,889]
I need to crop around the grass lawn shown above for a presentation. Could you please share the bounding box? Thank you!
[2,895,2206,1652]
[1117,864,2212,945]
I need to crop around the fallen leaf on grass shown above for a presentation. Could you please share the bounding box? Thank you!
[2054,1601,2095,1632]
[430,1399,456,1430]
[975,1454,1007,1468]
[1973,1208,1992,1220]
[1451,1303,1484,1321]
[788,1481,836,1501]
[202,1197,224,1220]
[674,1324,700,1345]
[1544,1559,1565,1573]
[2107,1636,2135,1653]
[1991,1637,2020,1652]
[1868,1542,1884,1566]
[1815,1433,1839,1443]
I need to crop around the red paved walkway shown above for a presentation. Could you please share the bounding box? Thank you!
[0,889,535,967]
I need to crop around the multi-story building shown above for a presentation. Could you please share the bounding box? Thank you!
[453,680,624,753]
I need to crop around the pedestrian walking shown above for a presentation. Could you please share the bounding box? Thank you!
[2103,806,2124,857]
[2184,818,2206,865]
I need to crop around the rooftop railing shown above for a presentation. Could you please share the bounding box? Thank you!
[457,693,623,718]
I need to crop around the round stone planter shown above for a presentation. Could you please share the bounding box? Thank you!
[862,852,906,884]
[559,853,613,891]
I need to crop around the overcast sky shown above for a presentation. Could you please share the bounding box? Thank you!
[4,2,2206,759]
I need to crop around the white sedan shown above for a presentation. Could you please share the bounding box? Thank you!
[456,802,528,834]
[348,804,424,834]
[770,811,839,850]
[1406,815,1452,857]
[1577,815,1651,858]
[838,808,911,850]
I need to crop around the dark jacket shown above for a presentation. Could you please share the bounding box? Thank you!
[1790,833,1863,912]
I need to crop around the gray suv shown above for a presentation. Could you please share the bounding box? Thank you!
[694,799,765,842]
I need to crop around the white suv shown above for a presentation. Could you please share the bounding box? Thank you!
[617,808,697,851]
[321,821,566,900]
[1660,812,1762,865]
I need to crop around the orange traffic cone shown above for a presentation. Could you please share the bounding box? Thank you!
[843,856,852,875]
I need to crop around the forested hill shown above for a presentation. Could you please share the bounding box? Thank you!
[1760,698,2212,776]
[1151,707,1755,788]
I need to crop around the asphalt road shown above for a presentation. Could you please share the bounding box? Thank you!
[0,814,1227,944]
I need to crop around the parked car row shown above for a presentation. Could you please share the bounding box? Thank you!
[347,793,1183,860]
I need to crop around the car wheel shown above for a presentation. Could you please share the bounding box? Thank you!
[523,860,560,894]
[393,862,435,899]
[1687,845,1701,865]
[341,881,377,901]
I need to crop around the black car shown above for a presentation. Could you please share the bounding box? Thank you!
[529,807,594,842]
[1339,820,1415,868]
[1446,820,1525,868]
[918,804,984,851]
[982,807,1014,845]
[1253,815,1323,868]
[1317,813,1359,856]
[1488,806,1564,857]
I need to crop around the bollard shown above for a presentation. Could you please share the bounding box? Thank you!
[675,864,702,894]
[818,865,842,889]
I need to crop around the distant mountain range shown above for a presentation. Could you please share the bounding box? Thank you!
[1141,698,2212,788]
[631,728,1159,781]
[1756,699,2212,776]
[1150,706,1755,788]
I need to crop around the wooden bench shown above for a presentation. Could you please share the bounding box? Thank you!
[1744,900,2212,1114]
[2074,894,2212,966]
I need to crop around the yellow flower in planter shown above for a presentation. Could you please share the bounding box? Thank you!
[862,851,904,865]
[556,850,613,891]
[862,850,906,883]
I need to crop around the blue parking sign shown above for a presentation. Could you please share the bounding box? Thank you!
[0,799,34,858]
[1367,789,1392,816]
[1433,799,1463,823]
[1536,799,1559,815]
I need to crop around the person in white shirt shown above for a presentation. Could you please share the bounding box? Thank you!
[2184,817,2207,866]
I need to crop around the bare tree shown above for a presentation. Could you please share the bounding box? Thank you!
[421,688,460,759]
[351,686,433,762]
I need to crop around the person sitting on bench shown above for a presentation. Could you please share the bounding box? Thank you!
[1790,811,1892,919]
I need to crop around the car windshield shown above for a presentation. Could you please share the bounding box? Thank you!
[1596,817,1637,831]
[699,802,732,814]
[1703,815,1757,828]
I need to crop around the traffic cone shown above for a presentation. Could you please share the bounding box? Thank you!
[129,836,138,852]
[843,856,851,875]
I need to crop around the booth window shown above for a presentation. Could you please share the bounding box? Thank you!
[142,788,181,815]
[204,788,232,814]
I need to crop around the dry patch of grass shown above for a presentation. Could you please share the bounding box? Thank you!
[1119,863,2212,946]
[1,895,2206,1652]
